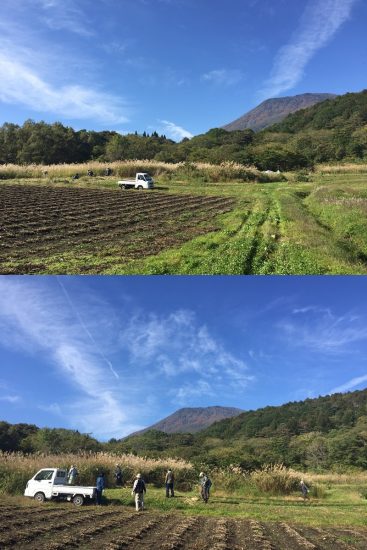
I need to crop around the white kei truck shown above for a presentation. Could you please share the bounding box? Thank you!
[24,468,96,506]
[117,172,154,190]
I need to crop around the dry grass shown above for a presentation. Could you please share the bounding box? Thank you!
[0,160,282,183]
[316,163,367,174]
[0,451,194,493]
[0,450,192,474]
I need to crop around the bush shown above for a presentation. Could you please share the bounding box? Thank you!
[251,464,301,495]
[294,170,311,182]
[0,467,31,495]
[311,483,326,498]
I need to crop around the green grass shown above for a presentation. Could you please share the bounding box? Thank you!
[104,483,367,527]
[2,170,367,274]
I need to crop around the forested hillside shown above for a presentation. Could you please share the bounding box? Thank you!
[0,421,101,453]
[0,90,366,171]
[108,389,367,471]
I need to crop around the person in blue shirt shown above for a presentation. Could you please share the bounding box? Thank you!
[96,472,105,505]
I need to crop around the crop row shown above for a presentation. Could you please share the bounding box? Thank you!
[2,501,367,549]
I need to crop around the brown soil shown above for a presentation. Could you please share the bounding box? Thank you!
[0,184,234,273]
[1,501,367,550]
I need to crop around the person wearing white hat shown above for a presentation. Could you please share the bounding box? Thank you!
[199,472,212,503]
[165,469,175,498]
[131,473,146,511]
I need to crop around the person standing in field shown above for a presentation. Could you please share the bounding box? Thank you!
[300,479,309,501]
[67,465,78,485]
[165,469,175,498]
[132,473,146,511]
[199,472,212,503]
[95,471,105,505]
[114,464,123,487]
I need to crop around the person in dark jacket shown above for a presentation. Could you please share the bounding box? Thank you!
[300,479,309,501]
[165,469,175,497]
[114,464,123,487]
[131,473,146,511]
[96,472,105,505]
[199,472,212,503]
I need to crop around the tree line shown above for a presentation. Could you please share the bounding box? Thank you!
[0,90,366,171]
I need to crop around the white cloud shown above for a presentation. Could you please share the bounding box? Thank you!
[278,306,367,353]
[0,51,129,124]
[262,0,358,97]
[330,374,367,394]
[0,395,20,403]
[201,69,244,87]
[120,309,254,403]
[158,119,193,141]
[34,0,94,37]
[0,278,127,439]
[38,402,63,415]
[175,380,215,404]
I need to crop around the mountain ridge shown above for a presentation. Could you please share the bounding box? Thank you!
[223,92,337,132]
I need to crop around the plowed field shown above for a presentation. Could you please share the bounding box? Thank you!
[1,501,367,550]
[0,185,234,274]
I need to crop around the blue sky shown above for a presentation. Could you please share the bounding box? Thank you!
[0,0,366,140]
[1,276,367,440]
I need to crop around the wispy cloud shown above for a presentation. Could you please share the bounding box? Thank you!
[0,395,20,403]
[158,119,193,140]
[278,305,367,353]
[57,277,119,379]
[120,310,253,404]
[33,0,94,37]
[0,278,129,438]
[330,374,367,394]
[0,50,129,124]
[175,380,214,404]
[201,69,244,87]
[261,0,358,97]
[0,5,131,126]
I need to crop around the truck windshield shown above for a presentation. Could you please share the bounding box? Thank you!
[35,470,54,481]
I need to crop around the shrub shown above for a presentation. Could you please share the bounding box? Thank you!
[251,464,301,495]
[311,483,326,498]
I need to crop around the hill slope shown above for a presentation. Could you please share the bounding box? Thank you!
[131,406,243,436]
[223,93,337,132]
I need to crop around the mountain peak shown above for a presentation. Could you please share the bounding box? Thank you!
[129,406,244,436]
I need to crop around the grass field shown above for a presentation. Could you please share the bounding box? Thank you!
[1,165,367,274]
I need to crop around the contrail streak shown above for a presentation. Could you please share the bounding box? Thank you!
[56,277,119,379]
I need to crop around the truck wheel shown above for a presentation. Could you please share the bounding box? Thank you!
[73,494,84,506]
[34,492,45,503]
[137,185,143,190]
